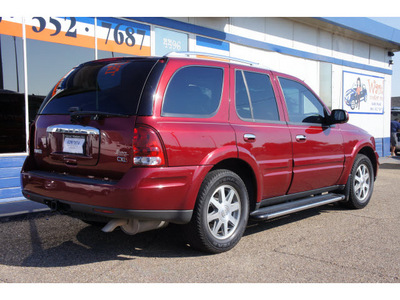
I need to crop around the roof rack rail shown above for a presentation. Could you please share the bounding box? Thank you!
[165,51,259,66]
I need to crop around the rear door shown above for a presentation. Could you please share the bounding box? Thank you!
[230,66,293,199]
[275,74,345,194]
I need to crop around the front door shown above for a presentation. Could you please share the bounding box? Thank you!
[276,76,345,194]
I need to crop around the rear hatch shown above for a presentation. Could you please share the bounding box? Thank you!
[32,57,162,180]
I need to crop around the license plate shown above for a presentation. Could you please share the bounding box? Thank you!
[63,136,85,154]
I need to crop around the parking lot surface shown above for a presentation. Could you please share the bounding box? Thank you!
[0,157,400,283]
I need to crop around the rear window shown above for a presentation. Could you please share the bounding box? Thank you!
[162,66,223,117]
[39,60,157,115]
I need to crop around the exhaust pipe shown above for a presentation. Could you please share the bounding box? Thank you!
[102,218,168,235]
[44,199,58,211]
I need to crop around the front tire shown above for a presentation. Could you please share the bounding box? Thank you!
[184,170,249,254]
[343,154,374,209]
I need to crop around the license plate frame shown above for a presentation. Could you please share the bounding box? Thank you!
[63,135,86,155]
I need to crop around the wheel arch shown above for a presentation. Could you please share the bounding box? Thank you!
[358,146,378,180]
[339,139,378,186]
[210,158,259,212]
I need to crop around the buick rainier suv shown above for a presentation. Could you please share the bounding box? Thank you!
[21,52,378,253]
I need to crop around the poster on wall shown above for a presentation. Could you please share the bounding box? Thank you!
[342,71,384,114]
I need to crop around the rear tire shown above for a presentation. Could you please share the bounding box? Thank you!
[342,154,374,209]
[184,170,249,254]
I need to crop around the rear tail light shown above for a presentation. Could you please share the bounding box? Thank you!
[133,126,166,166]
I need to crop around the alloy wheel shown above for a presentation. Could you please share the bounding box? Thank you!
[206,185,241,240]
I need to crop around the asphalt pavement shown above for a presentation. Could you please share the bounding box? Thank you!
[0,155,399,285]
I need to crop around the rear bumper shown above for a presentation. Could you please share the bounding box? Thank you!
[21,163,212,224]
[22,190,192,223]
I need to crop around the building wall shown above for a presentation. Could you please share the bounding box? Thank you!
[0,17,395,203]
[168,17,392,156]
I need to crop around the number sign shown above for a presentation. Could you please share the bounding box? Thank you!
[0,17,151,56]
[154,27,188,56]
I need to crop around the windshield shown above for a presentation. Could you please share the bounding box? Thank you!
[39,59,157,116]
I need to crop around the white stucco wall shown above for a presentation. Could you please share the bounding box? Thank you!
[173,17,393,155]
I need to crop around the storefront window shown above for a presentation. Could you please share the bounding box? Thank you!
[0,25,26,153]
[0,17,149,154]
[26,39,95,98]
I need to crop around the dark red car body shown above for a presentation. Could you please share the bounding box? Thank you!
[21,55,378,253]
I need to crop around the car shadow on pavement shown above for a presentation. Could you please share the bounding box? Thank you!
[244,204,337,237]
[0,203,343,268]
[0,212,207,268]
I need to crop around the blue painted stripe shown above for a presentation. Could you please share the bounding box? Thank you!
[226,33,392,75]
[375,138,383,158]
[0,156,25,201]
[0,187,23,199]
[0,177,20,189]
[129,17,227,40]
[128,17,392,75]
[382,137,390,157]
[0,197,26,204]
[0,156,26,168]
[0,167,21,179]
[343,70,384,80]
[196,36,230,51]
[375,137,391,158]
[76,17,95,25]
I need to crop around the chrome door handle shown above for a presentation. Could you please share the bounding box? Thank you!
[244,133,256,142]
[296,134,307,142]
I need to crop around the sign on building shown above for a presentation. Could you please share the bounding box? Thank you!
[342,71,384,114]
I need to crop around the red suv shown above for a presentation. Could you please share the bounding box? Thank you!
[21,52,378,253]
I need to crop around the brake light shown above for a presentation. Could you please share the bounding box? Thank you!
[133,126,166,166]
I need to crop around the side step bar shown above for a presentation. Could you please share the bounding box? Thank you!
[250,193,345,221]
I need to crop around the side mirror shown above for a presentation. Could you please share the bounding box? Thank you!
[329,109,349,124]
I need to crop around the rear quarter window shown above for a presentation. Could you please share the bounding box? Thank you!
[161,66,223,118]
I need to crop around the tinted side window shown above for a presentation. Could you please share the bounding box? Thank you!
[279,78,326,124]
[162,66,223,117]
[235,70,280,122]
